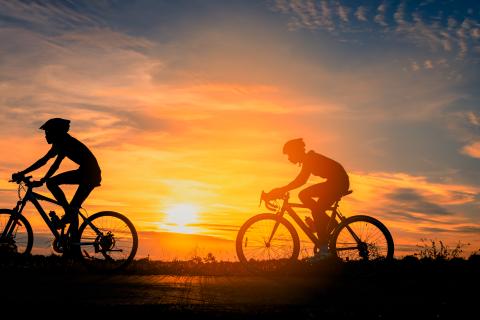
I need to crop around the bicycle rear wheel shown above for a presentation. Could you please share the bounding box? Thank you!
[0,209,33,255]
[330,215,394,261]
[78,211,138,271]
[236,213,300,273]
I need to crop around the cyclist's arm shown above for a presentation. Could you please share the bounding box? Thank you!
[283,167,310,191]
[271,167,310,196]
[41,154,65,182]
[20,147,57,175]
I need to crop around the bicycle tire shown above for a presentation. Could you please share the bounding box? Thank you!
[330,215,394,261]
[236,213,300,273]
[0,209,33,255]
[77,211,138,271]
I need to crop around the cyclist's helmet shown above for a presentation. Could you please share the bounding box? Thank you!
[283,138,305,154]
[39,118,70,133]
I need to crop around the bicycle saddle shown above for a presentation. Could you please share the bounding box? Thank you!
[333,190,353,203]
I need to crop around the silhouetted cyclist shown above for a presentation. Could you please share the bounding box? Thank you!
[267,138,350,258]
[11,118,101,230]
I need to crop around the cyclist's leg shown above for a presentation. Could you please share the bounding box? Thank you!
[68,183,96,239]
[299,183,339,245]
[46,170,81,214]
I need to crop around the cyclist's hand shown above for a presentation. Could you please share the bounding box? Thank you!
[11,171,25,183]
[268,188,285,199]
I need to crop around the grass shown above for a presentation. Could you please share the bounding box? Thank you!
[1,250,479,276]
[0,238,478,275]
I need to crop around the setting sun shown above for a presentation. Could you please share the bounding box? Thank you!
[160,204,200,234]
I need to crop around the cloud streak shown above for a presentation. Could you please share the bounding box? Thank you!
[271,0,480,60]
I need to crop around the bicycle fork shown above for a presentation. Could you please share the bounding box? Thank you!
[266,220,281,247]
[1,201,25,241]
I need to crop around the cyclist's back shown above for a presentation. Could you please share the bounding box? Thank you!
[303,150,349,187]
[49,134,101,186]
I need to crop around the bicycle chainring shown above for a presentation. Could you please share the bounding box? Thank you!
[96,232,115,252]
[52,239,64,253]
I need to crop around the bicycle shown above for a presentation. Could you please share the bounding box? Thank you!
[0,175,138,271]
[236,190,394,272]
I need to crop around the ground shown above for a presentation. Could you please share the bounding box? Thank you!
[0,255,478,319]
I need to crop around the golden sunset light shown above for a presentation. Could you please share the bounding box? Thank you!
[160,203,201,234]
[1,2,479,318]
[0,0,478,263]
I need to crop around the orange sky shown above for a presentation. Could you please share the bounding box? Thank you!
[0,1,479,260]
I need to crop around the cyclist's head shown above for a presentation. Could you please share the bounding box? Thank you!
[283,138,306,164]
[40,118,70,143]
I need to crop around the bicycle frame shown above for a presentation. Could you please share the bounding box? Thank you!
[265,193,351,248]
[1,182,100,245]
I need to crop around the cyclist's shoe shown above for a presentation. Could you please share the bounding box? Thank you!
[305,245,331,263]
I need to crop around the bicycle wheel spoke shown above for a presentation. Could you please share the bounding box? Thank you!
[333,216,392,261]
[238,215,298,265]
[78,212,137,271]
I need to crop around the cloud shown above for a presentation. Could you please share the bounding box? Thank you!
[337,2,349,23]
[0,0,106,33]
[424,59,434,69]
[374,1,388,27]
[341,171,479,254]
[467,112,480,126]
[271,1,480,61]
[420,225,480,235]
[453,225,480,234]
[387,188,451,216]
[0,22,173,147]
[411,61,420,71]
[461,141,480,159]
[354,6,367,22]
[472,28,480,39]
[347,171,479,222]
[394,2,406,29]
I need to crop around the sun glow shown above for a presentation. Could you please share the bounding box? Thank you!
[160,203,201,234]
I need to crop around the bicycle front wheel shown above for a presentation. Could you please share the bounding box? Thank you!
[0,209,33,255]
[78,211,138,271]
[330,215,394,261]
[236,213,300,273]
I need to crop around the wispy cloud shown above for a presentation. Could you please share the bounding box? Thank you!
[387,188,451,216]
[0,0,106,33]
[374,1,388,27]
[344,171,479,252]
[336,2,349,23]
[271,1,480,61]
[393,1,407,30]
[462,141,480,159]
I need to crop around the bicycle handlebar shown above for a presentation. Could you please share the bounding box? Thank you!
[9,175,32,184]
[260,191,289,211]
[9,175,42,188]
